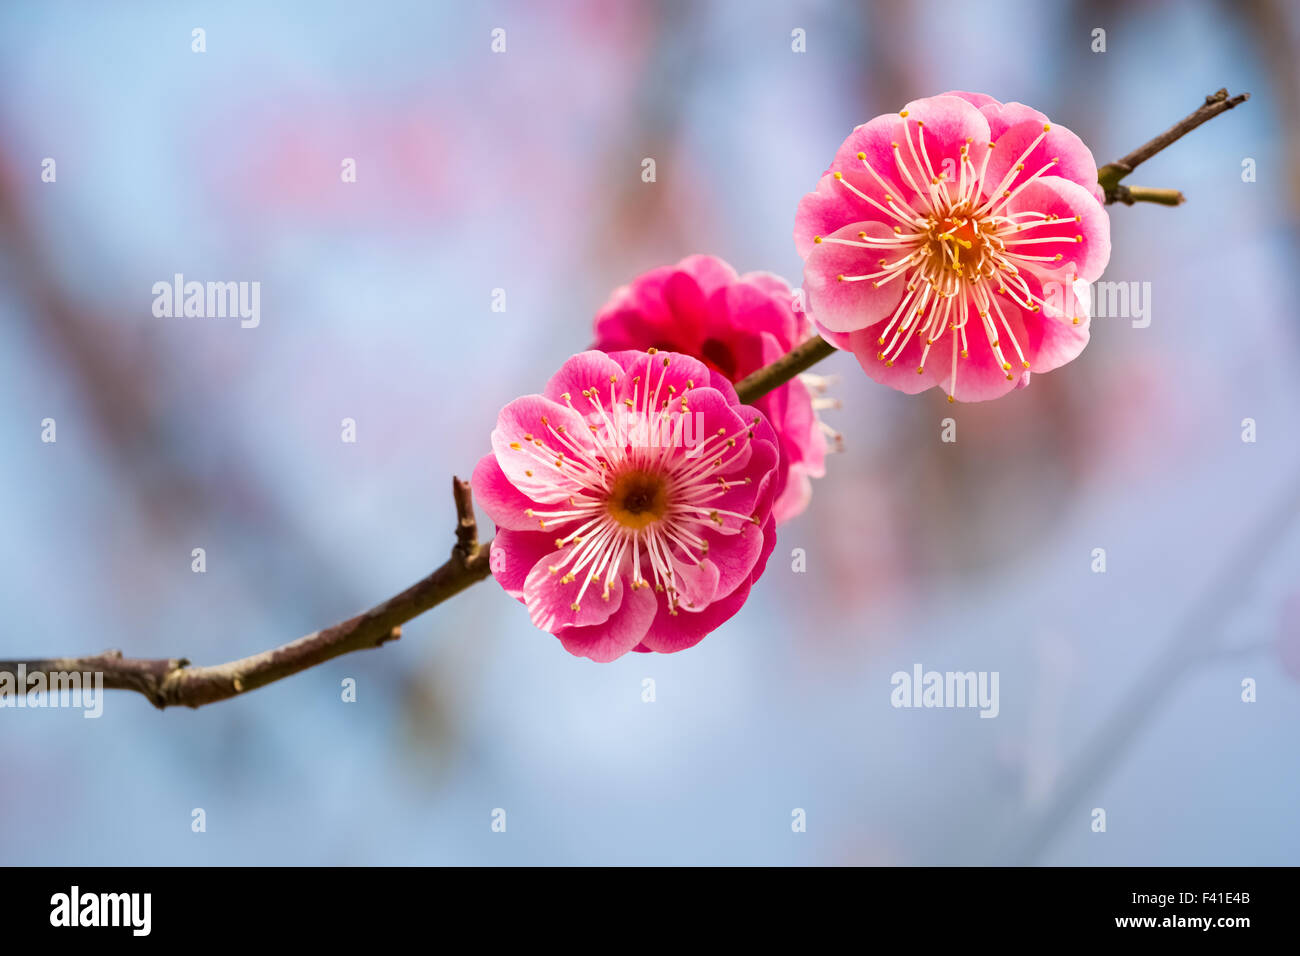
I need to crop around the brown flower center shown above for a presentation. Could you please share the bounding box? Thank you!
[606,469,669,530]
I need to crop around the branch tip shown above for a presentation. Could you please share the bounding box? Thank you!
[451,475,479,561]
[1100,86,1249,202]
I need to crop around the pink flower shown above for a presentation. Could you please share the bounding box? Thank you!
[472,349,781,662]
[795,91,1111,403]
[593,255,827,524]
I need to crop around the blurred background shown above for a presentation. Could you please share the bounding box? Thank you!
[1,0,1297,865]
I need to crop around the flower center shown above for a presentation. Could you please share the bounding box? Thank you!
[816,117,1086,400]
[928,213,994,277]
[606,469,669,530]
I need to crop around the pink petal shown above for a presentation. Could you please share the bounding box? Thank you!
[488,528,557,599]
[471,453,555,532]
[981,114,1104,205]
[772,466,814,526]
[668,553,721,611]
[892,94,993,192]
[673,254,740,295]
[522,546,625,633]
[543,350,628,405]
[710,280,798,352]
[639,578,753,654]
[802,220,909,334]
[1002,176,1111,282]
[840,326,942,396]
[605,349,714,402]
[699,519,765,598]
[491,394,594,503]
[555,583,659,663]
[939,90,1003,111]
[795,109,907,259]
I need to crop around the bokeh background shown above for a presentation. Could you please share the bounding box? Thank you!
[2,0,1297,865]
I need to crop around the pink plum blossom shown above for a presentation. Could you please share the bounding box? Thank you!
[795,91,1111,402]
[472,349,781,662]
[593,255,827,523]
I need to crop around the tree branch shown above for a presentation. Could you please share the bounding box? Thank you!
[735,334,837,404]
[5,335,837,711]
[1099,87,1249,201]
[3,87,1249,711]
[1108,184,1186,207]
[0,478,492,710]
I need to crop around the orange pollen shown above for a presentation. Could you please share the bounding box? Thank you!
[929,215,990,276]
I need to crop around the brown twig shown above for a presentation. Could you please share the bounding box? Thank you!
[0,478,492,710]
[735,335,837,405]
[1108,184,1186,207]
[1099,88,1249,201]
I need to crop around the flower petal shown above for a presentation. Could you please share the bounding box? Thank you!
[555,583,658,662]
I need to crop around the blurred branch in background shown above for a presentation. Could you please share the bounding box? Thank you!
[1004,470,1300,864]
[1239,0,1300,217]
[0,157,370,642]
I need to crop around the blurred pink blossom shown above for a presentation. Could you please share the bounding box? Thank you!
[593,254,827,523]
